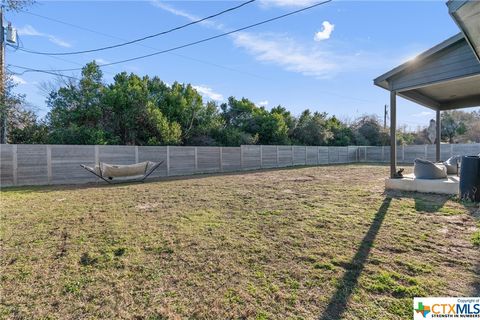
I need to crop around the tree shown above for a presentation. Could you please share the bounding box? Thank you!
[292,110,333,146]
[220,97,257,129]
[351,115,389,146]
[271,105,296,137]
[254,111,290,145]
[4,0,35,11]
[184,100,223,146]
[160,82,204,143]
[325,116,353,146]
[439,110,480,143]
[45,62,223,146]
[0,72,47,143]
[103,73,185,145]
[8,111,48,144]
[11,60,480,147]
[47,62,107,144]
[441,111,466,143]
[464,121,480,143]
[213,126,258,146]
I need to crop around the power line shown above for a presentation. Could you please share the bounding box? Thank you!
[8,35,98,80]
[14,0,332,73]
[16,6,269,80]
[13,34,84,66]
[13,0,256,56]
[8,64,79,80]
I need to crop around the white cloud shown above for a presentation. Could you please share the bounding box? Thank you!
[151,1,198,20]
[258,100,269,107]
[11,75,27,85]
[47,35,71,48]
[150,2,383,79]
[232,32,336,77]
[314,21,335,41]
[193,85,224,101]
[260,0,318,7]
[412,111,434,117]
[17,24,71,48]
[16,25,42,36]
[150,0,219,29]
[150,2,339,77]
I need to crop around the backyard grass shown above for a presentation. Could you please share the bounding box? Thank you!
[1,164,479,319]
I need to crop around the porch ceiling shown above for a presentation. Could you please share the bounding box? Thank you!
[399,74,480,110]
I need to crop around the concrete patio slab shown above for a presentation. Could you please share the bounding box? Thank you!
[385,173,459,195]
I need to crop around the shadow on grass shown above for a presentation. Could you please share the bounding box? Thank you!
[474,263,480,297]
[463,203,480,297]
[413,196,449,213]
[391,192,480,297]
[385,190,450,213]
[319,197,392,320]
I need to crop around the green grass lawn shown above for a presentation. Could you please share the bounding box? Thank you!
[1,164,479,319]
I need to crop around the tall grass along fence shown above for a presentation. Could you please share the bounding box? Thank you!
[1,143,479,187]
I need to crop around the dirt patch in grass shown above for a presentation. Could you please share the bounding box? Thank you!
[1,164,479,319]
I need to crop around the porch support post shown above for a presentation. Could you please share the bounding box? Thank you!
[390,91,397,178]
[436,109,441,162]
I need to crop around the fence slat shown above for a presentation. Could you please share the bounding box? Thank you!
[1,143,479,187]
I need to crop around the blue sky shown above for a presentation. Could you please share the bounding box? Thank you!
[6,0,479,130]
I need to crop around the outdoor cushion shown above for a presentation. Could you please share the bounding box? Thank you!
[414,158,447,179]
[443,155,462,175]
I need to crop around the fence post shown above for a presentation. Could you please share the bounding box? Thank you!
[12,144,17,186]
[240,145,244,170]
[317,146,320,165]
[135,146,139,163]
[260,145,263,169]
[424,144,428,160]
[166,146,170,176]
[382,146,385,162]
[304,146,307,165]
[94,145,99,164]
[327,147,330,164]
[291,145,294,166]
[194,147,198,172]
[219,147,223,172]
[402,145,405,163]
[47,145,52,184]
[276,146,279,167]
[450,144,453,157]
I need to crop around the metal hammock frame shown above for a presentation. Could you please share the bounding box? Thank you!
[80,161,164,184]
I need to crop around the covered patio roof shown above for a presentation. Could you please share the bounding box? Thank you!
[374,33,480,111]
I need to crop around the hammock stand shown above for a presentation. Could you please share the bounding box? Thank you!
[80,161,164,184]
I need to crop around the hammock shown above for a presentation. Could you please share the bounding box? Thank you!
[80,161,164,184]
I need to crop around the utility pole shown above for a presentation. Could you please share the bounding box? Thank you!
[0,5,5,144]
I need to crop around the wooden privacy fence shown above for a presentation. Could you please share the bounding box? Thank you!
[0,143,479,187]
